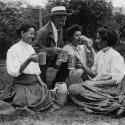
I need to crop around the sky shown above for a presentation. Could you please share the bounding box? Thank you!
[113,0,125,7]
[1,0,125,8]
[24,0,125,8]
[25,0,48,7]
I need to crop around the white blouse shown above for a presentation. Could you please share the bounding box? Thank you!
[91,47,125,83]
[6,40,41,77]
[63,44,89,65]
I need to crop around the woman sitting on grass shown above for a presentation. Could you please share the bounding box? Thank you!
[63,24,95,85]
[69,26,125,116]
[2,23,61,113]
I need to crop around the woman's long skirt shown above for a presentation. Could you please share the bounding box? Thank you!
[0,74,60,114]
[69,76,125,116]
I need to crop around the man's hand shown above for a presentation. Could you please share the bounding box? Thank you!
[46,47,63,57]
[55,47,63,54]
[53,47,63,54]
[49,47,63,55]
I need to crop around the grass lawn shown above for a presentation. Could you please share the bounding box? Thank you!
[0,44,125,125]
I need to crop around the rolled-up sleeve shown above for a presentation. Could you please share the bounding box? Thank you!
[111,55,125,83]
[63,45,74,55]
[91,53,99,75]
[6,49,21,77]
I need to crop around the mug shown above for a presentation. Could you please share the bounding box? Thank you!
[58,50,68,62]
[68,54,75,69]
[38,52,46,65]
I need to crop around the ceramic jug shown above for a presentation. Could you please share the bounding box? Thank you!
[55,82,68,105]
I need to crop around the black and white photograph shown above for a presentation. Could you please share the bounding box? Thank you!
[0,0,125,124]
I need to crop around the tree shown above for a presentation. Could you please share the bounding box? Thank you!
[0,1,39,59]
[42,0,113,38]
[0,1,24,59]
[0,0,122,59]
[65,0,113,38]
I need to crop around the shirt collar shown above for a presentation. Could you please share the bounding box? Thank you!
[51,22,58,33]
[19,40,30,46]
[102,47,111,53]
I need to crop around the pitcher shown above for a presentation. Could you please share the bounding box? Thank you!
[55,82,68,105]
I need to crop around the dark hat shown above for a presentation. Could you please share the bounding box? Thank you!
[47,6,69,17]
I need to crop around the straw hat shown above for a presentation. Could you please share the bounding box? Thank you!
[47,6,69,17]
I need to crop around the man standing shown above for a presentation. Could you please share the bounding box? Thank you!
[35,6,69,89]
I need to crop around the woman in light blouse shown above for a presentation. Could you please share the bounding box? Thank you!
[69,26,125,116]
[63,24,95,85]
[4,23,60,113]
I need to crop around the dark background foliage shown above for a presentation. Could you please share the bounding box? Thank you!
[0,0,125,59]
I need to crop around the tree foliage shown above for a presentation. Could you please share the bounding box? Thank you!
[42,0,113,38]
[0,1,39,59]
[65,0,113,38]
[0,1,23,59]
[0,0,124,59]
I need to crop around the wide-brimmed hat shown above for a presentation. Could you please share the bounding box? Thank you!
[47,6,69,17]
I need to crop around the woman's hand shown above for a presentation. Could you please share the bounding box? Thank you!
[84,79,116,87]
[87,39,93,48]
[36,75,47,89]
[19,53,39,74]
[80,35,93,47]
[29,53,39,63]
[84,80,102,87]
[100,74,112,80]
[75,52,86,66]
